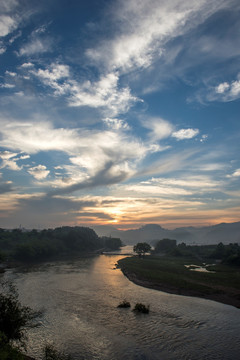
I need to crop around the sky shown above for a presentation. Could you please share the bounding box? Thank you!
[0,0,240,230]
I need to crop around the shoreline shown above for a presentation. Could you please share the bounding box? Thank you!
[120,267,240,309]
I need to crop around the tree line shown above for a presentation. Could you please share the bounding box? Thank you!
[0,227,123,263]
[133,239,240,265]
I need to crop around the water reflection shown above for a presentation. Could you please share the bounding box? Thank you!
[3,251,240,360]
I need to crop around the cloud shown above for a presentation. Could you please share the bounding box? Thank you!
[0,150,22,170]
[20,62,34,68]
[227,168,240,178]
[214,75,240,101]
[127,183,192,196]
[33,63,70,83]
[142,117,199,142]
[172,128,199,140]
[86,0,229,73]
[137,148,201,177]
[31,64,139,116]
[103,117,130,130]
[5,194,100,227]
[0,119,154,193]
[0,1,20,40]
[0,15,17,37]
[18,37,53,56]
[142,117,173,141]
[0,181,13,194]
[0,121,80,154]
[0,43,6,54]
[27,165,50,180]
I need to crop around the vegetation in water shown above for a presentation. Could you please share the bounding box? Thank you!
[117,300,131,308]
[133,303,150,314]
[43,344,73,360]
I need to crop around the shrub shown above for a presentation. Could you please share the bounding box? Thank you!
[0,281,42,346]
[132,303,150,314]
[44,344,72,360]
[117,300,131,308]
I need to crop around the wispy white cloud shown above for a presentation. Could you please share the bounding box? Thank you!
[68,71,139,116]
[103,117,130,130]
[18,36,53,56]
[28,164,50,180]
[214,74,240,102]
[33,63,70,83]
[0,42,6,54]
[0,83,15,88]
[5,70,17,77]
[20,62,34,68]
[227,168,240,178]
[0,150,30,171]
[0,121,80,154]
[0,119,154,193]
[121,174,220,198]
[142,117,173,141]
[142,117,200,142]
[30,63,139,116]
[172,128,199,140]
[0,15,17,37]
[86,0,229,73]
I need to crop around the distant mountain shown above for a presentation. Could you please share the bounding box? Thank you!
[93,222,240,245]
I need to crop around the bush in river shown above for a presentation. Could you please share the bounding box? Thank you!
[117,300,131,308]
[44,344,72,360]
[133,303,150,314]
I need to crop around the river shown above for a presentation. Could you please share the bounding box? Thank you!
[2,246,240,360]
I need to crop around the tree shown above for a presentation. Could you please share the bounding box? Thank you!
[154,238,176,253]
[0,281,41,347]
[133,242,151,257]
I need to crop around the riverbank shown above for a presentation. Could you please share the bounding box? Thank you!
[118,256,240,309]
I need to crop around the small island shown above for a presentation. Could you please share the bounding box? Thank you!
[118,240,240,309]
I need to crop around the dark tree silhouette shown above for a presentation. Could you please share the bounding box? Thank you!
[133,242,151,257]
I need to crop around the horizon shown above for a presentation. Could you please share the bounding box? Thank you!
[2,219,240,233]
[0,0,240,229]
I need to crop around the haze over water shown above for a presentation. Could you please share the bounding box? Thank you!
[4,247,240,360]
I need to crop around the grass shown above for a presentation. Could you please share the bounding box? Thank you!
[118,255,240,307]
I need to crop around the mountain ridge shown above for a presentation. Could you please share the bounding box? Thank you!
[93,221,240,245]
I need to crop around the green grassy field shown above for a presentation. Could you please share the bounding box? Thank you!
[118,256,240,307]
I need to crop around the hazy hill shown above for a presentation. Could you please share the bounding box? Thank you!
[93,222,240,245]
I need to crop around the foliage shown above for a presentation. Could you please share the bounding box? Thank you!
[0,226,103,262]
[43,344,72,360]
[154,238,176,253]
[0,332,26,360]
[102,237,123,250]
[210,242,240,264]
[132,303,149,314]
[117,300,131,308]
[0,281,42,346]
[133,242,151,257]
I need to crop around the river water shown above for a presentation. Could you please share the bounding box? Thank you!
[3,247,240,360]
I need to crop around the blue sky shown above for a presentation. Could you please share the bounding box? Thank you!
[0,0,240,230]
